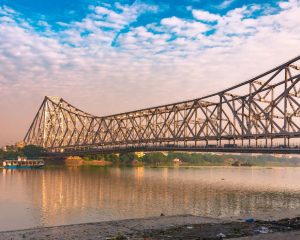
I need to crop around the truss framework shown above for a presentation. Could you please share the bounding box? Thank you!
[24,56,300,153]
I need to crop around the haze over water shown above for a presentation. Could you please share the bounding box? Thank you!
[1,166,300,231]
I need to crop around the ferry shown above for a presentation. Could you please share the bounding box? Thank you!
[3,156,45,169]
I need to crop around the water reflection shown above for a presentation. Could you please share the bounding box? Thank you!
[1,167,300,231]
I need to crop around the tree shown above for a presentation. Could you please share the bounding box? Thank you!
[0,149,5,160]
[119,153,136,165]
[142,152,168,165]
[22,145,45,158]
[3,151,19,160]
[105,154,119,163]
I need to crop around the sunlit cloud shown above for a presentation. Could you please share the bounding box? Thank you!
[192,10,221,22]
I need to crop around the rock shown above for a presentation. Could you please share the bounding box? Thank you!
[216,232,226,238]
[256,226,271,234]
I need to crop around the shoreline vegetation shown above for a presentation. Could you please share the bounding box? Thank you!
[64,151,300,167]
[2,145,300,167]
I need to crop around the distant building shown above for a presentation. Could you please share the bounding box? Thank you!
[173,158,183,165]
[15,141,26,149]
[4,145,17,152]
[2,141,26,152]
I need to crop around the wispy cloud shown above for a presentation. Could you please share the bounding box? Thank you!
[215,0,236,9]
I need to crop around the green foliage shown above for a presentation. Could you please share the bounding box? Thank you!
[105,154,119,163]
[2,150,18,160]
[119,153,136,165]
[84,153,119,163]
[141,152,169,165]
[79,151,300,167]
[166,152,225,165]
[22,145,45,158]
[83,154,103,161]
[0,145,45,160]
[0,149,5,160]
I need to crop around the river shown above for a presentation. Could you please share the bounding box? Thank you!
[1,166,300,231]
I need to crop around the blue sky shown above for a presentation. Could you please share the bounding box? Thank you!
[0,0,287,49]
[0,0,279,21]
[0,0,300,145]
[0,0,294,56]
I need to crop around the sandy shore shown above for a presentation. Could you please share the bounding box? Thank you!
[1,214,300,239]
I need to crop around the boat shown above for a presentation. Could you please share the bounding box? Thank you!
[3,156,45,169]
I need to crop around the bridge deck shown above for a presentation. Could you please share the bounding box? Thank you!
[46,145,300,156]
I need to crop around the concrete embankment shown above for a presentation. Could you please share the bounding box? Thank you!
[1,215,300,240]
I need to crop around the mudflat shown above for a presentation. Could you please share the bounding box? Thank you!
[1,214,300,240]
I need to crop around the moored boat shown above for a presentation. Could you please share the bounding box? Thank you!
[3,156,45,169]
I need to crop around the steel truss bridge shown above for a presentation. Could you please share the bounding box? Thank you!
[24,56,300,156]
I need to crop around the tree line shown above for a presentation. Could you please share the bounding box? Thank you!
[0,145,45,160]
[82,152,300,167]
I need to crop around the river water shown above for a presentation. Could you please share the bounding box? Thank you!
[1,166,300,231]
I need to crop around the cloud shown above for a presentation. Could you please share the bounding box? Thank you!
[278,0,298,9]
[160,16,209,38]
[0,0,300,145]
[192,10,221,22]
[53,2,159,48]
[215,0,235,9]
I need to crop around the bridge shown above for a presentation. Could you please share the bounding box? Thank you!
[24,56,300,156]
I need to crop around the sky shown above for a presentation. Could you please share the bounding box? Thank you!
[0,0,300,146]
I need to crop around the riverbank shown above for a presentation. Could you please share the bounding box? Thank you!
[1,214,300,240]
[3,151,300,168]
[63,151,300,168]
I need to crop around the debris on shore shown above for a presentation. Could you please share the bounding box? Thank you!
[137,217,300,239]
[1,215,300,240]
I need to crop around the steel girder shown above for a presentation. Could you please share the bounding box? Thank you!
[24,56,300,153]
